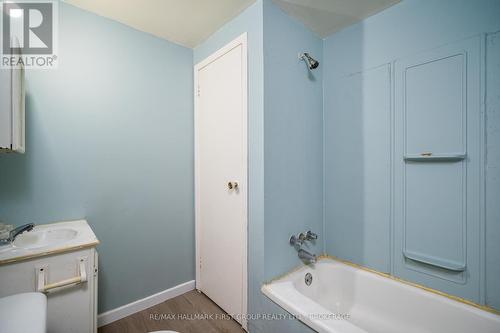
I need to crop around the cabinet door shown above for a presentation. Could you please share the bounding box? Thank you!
[0,67,12,149]
[393,36,483,302]
[0,248,97,333]
[0,64,25,152]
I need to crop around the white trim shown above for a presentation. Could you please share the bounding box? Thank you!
[97,280,195,327]
[194,32,248,331]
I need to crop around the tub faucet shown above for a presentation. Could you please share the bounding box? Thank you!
[290,230,318,264]
[290,230,318,247]
[298,249,317,264]
[289,234,304,247]
[0,223,34,244]
[305,230,317,240]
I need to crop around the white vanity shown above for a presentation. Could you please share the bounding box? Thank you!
[0,220,99,333]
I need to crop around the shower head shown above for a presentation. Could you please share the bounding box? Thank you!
[300,52,319,70]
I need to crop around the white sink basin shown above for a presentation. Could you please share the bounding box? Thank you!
[0,220,98,264]
[13,228,78,250]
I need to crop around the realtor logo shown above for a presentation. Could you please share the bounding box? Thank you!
[1,0,58,68]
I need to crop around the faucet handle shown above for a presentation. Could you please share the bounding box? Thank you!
[289,235,303,247]
[8,223,34,242]
[306,230,318,240]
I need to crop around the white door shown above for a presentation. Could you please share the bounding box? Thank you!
[195,33,247,327]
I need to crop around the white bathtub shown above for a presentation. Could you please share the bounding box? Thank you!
[262,258,500,333]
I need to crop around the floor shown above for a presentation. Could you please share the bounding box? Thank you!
[98,290,246,333]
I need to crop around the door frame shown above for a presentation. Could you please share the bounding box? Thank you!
[194,33,248,328]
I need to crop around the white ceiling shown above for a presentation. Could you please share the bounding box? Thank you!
[64,0,400,48]
[272,0,401,37]
[64,0,256,48]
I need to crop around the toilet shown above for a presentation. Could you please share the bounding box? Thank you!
[0,292,47,333]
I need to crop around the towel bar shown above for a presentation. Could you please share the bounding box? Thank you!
[36,257,88,293]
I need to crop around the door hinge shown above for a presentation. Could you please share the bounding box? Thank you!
[197,85,200,97]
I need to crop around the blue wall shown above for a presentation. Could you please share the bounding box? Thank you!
[323,0,500,77]
[262,1,323,332]
[0,3,194,313]
[323,0,500,310]
[324,63,392,273]
[263,0,323,281]
[486,30,500,311]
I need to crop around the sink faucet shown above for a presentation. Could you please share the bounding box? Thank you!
[0,223,34,244]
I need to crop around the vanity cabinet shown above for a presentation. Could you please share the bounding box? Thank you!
[0,248,98,333]
[0,220,99,333]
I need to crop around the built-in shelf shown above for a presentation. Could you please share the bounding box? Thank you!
[403,250,466,272]
[403,153,466,162]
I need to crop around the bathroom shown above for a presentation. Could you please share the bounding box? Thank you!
[0,0,499,332]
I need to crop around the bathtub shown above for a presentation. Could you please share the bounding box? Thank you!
[262,257,500,333]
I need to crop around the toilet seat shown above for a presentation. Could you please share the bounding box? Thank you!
[0,292,47,333]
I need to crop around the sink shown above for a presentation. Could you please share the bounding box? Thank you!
[13,228,78,250]
[0,220,98,264]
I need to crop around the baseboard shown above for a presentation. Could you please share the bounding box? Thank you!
[97,280,195,327]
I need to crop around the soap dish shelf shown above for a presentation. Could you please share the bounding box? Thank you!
[403,250,466,272]
[404,153,466,162]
